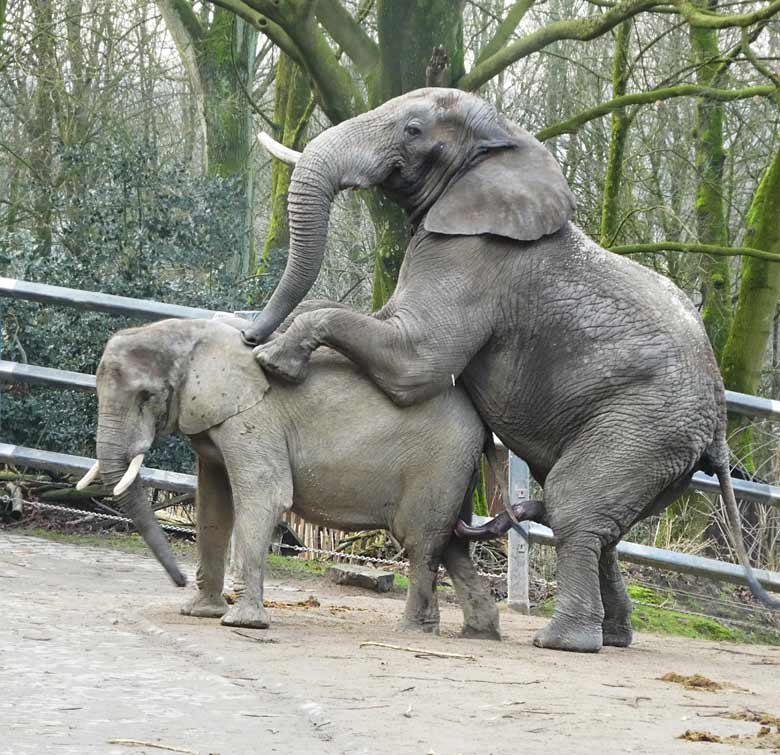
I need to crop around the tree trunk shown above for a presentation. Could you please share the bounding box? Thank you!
[368,0,465,308]
[720,146,780,468]
[157,1,258,277]
[256,51,312,301]
[29,0,57,258]
[200,11,258,276]
[600,20,632,247]
[690,2,731,359]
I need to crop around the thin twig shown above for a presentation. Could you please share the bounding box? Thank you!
[360,641,476,660]
[371,673,540,685]
[107,740,198,754]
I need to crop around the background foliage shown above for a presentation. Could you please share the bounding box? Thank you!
[1,0,779,563]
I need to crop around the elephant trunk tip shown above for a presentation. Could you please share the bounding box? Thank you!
[241,329,260,347]
[168,564,187,588]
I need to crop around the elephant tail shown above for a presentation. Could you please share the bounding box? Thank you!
[707,440,780,610]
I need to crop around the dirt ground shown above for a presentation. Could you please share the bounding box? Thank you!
[2,531,780,755]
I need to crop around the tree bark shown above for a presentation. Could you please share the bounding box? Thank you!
[600,19,632,247]
[158,0,258,276]
[256,52,313,301]
[720,146,780,467]
[369,0,465,308]
[690,1,732,360]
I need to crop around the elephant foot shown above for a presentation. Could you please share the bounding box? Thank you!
[253,339,310,383]
[180,591,228,618]
[221,601,270,629]
[398,617,440,635]
[461,604,501,640]
[461,623,501,641]
[602,620,633,648]
[533,619,602,653]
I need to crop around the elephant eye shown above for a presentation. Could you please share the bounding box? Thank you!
[404,123,422,139]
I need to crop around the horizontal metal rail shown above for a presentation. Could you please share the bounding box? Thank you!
[0,276,227,321]
[3,277,780,599]
[2,277,780,418]
[3,444,778,595]
[0,360,96,392]
[0,443,196,493]
[524,521,780,593]
[4,365,780,509]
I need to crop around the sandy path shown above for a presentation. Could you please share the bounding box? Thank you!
[1,531,778,755]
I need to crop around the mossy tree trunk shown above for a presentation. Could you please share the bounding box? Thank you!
[213,0,778,304]
[720,147,780,468]
[256,52,313,302]
[29,0,57,258]
[158,1,258,276]
[660,3,734,544]
[600,20,632,247]
[690,1,732,360]
[368,0,465,308]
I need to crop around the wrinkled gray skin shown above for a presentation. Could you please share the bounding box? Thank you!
[94,307,499,637]
[241,87,778,652]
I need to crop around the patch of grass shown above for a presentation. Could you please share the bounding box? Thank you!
[535,582,780,646]
[10,526,196,557]
[11,528,412,591]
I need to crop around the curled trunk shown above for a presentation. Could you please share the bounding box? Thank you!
[242,114,384,345]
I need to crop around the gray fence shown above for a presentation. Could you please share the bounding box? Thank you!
[2,277,780,606]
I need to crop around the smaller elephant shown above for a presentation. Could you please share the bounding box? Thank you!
[82,309,500,638]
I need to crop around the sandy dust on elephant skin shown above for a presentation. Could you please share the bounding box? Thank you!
[4,532,780,755]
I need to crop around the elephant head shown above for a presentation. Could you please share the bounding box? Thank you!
[82,318,270,585]
[241,87,576,345]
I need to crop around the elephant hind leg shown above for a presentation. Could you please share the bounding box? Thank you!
[599,545,633,647]
[443,536,500,640]
[399,539,444,635]
[532,533,605,653]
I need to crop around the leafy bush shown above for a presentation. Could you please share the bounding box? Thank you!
[0,141,282,471]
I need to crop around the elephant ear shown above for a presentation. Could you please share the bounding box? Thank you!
[423,120,576,242]
[179,320,270,436]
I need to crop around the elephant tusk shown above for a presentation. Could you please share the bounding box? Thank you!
[258,131,301,165]
[113,454,145,496]
[75,461,100,491]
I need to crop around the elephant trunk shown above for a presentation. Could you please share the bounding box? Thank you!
[96,412,186,587]
[242,113,388,345]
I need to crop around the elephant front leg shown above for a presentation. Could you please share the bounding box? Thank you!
[252,314,321,384]
[181,458,233,619]
[254,307,487,407]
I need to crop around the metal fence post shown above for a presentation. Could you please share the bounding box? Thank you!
[507,451,531,614]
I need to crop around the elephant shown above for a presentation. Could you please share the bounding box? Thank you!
[239,87,779,652]
[79,308,500,638]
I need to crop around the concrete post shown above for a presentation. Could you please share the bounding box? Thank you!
[507,452,531,614]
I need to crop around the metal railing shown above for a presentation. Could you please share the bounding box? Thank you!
[2,276,780,606]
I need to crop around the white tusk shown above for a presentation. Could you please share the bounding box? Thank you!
[75,461,100,491]
[258,131,301,165]
[113,454,145,497]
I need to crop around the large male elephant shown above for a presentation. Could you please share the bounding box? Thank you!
[240,87,778,652]
[79,309,499,637]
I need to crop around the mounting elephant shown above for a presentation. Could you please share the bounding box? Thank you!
[240,87,779,652]
[80,308,500,637]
